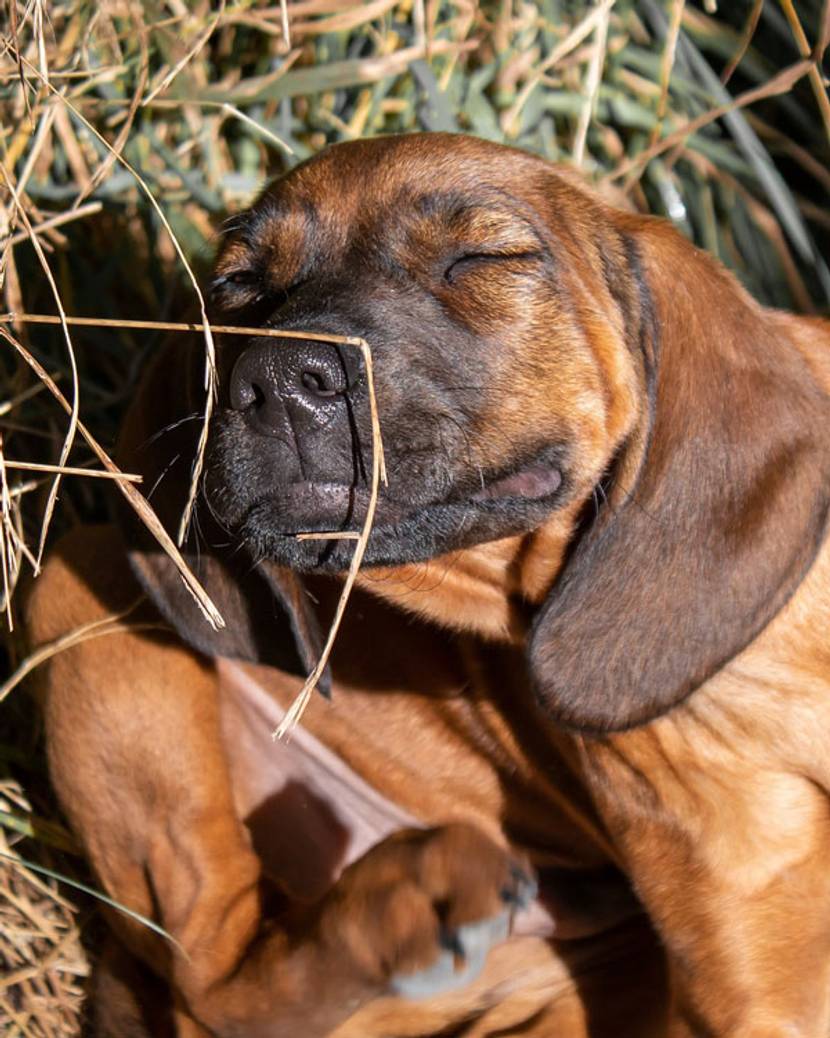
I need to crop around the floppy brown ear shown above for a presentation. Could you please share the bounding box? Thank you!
[117,339,330,693]
[529,219,830,732]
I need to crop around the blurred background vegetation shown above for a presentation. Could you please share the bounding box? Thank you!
[1,1,828,1032]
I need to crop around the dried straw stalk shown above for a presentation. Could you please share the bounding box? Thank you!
[1,314,388,737]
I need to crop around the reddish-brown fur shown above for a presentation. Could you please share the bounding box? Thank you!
[27,134,830,1036]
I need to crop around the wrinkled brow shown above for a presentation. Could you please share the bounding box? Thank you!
[404,190,547,252]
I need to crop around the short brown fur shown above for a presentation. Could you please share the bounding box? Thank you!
[27,133,830,1036]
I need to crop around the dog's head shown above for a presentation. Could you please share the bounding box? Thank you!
[123,133,830,731]
[205,135,640,575]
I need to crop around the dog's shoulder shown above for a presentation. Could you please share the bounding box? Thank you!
[26,524,142,648]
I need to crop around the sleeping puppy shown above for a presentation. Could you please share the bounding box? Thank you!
[28,133,830,1037]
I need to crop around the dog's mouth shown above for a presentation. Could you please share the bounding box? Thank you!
[242,480,407,533]
[218,449,567,572]
[471,464,563,502]
[242,467,560,530]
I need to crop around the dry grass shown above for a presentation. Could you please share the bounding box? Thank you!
[0,781,87,1037]
[1,0,829,1033]
[276,333,386,739]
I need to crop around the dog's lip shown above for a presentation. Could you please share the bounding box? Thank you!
[272,481,351,505]
[250,481,355,515]
[471,464,562,502]
[240,462,564,537]
[242,480,406,531]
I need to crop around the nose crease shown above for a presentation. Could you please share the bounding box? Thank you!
[283,397,307,481]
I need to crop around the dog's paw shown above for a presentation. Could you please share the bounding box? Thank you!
[316,823,536,1000]
[389,909,512,999]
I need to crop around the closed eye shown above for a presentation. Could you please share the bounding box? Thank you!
[210,269,262,308]
[210,270,308,311]
[443,251,544,285]
[213,270,257,288]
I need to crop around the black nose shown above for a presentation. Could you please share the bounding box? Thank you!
[229,339,350,437]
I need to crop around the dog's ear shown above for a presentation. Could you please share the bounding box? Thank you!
[127,535,328,693]
[529,219,830,732]
[117,341,330,693]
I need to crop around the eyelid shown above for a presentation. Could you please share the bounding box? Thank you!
[211,269,260,292]
[210,269,308,307]
[454,248,543,261]
[443,249,544,283]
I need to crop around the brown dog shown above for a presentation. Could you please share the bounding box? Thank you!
[27,133,830,1037]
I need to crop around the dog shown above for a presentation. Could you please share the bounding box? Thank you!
[27,132,830,1037]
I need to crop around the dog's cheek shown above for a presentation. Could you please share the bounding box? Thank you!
[475,289,640,497]
[433,268,547,341]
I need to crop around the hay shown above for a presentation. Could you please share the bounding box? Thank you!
[275,334,386,739]
[1,1,828,1033]
[0,783,87,1038]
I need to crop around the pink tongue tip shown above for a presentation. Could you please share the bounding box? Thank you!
[473,466,562,502]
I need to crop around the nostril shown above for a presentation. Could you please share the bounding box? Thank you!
[230,376,265,413]
[301,370,339,399]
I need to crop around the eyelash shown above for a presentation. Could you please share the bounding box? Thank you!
[219,271,257,287]
[210,271,307,309]
[443,251,543,284]
[210,270,261,302]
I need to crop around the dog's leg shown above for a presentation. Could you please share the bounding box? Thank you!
[90,935,200,1037]
[29,528,527,1037]
[334,916,668,1038]
[585,723,830,1038]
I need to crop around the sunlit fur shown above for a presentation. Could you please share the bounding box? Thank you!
[28,134,830,1037]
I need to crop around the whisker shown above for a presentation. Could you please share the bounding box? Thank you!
[139,412,204,451]
[146,453,181,502]
[199,478,235,538]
